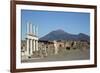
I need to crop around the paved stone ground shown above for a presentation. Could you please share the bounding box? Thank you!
[21,48,90,63]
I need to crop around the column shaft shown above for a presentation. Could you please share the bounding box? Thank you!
[27,23,29,34]
[33,40,35,51]
[30,39,33,55]
[27,39,29,56]
[36,40,38,51]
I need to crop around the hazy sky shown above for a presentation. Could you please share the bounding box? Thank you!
[21,9,90,40]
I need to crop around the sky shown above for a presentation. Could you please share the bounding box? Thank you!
[21,9,90,40]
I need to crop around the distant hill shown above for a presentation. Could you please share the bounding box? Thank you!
[39,29,90,42]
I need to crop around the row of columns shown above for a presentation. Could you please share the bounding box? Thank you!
[27,22,38,35]
[26,22,39,57]
[26,39,38,56]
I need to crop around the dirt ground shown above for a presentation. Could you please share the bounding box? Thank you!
[21,48,90,63]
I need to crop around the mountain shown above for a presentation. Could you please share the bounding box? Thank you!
[39,29,90,41]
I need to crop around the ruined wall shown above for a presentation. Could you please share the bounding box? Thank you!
[21,40,90,58]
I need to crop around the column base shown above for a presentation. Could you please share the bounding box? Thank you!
[28,56,31,58]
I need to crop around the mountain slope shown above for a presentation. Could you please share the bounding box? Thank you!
[39,29,90,41]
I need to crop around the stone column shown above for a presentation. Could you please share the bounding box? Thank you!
[33,40,35,51]
[30,23,33,34]
[27,22,29,34]
[35,40,36,51]
[26,39,29,56]
[33,25,35,35]
[54,41,58,54]
[35,25,38,36]
[36,40,38,51]
[30,39,33,55]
